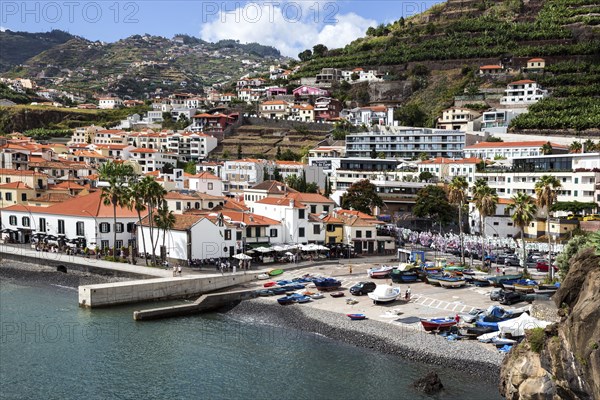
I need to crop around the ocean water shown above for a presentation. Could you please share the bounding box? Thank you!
[0,280,502,400]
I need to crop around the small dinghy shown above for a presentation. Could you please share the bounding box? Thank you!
[257,273,270,280]
[309,292,325,299]
[263,281,276,288]
[368,285,400,304]
[330,291,345,298]
[268,269,284,277]
[347,313,367,320]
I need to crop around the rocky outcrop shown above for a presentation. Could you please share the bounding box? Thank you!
[413,371,444,395]
[499,248,600,399]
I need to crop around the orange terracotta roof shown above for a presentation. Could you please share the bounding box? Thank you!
[321,214,343,224]
[0,181,33,189]
[288,192,335,204]
[220,210,279,226]
[249,180,297,194]
[261,100,289,105]
[54,181,86,190]
[139,213,203,230]
[509,79,536,85]
[4,191,141,218]
[528,58,545,62]
[255,197,306,208]
[188,171,220,180]
[480,65,503,70]
[31,192,75,203]
[464,141,567,149]
[131,148,158,153]
[336,209,377,220]
[0,168,46,176]
[217,198,249,212]
[498,198,515,205]
[275,161,304,166]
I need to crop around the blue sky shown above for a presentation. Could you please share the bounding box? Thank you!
[1,1,441,57]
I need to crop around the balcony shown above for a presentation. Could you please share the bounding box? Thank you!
[244,236,270,244]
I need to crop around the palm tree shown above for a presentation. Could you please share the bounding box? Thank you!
[540,141,553,155]
[154,204,176,263]
[473,181,498,267]
[129,177,153,265]
[535,175,562,279]
[144,179,167,266]
[507,192,537,274]
[569,141,582,153]
[448,176,468,266]
[98,161,135,258]
[583,139,595,153]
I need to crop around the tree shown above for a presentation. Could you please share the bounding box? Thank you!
[129,177,153,265]
[154,204,176,262]
[540,141,553,155]
[551,201,597,214]
[583,139,596,153]
[418,171,433,182]
[394,104,427,127]
[413,185,455,227]
[298,49,312,61]
[350,72,359,81]
[98,161,136,258]
[183,161,196,175]
[324,176,332,197]
[535,175,562,279]
[237,144,242,159]
[312,44,328,57]
[555,234,590,279]
[569,141,582,153]
[419,152,430,161]
[340,179,383,215]
[473,181,498,264]
[507,192,537,274]
[448,176,468,265]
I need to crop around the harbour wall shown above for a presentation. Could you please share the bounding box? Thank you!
[78,272,260,308]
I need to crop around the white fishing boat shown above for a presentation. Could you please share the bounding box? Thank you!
[368,285,401,304]
[439,278,467,288]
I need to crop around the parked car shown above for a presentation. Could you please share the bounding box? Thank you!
[500,291,533,305]
[535,261,558,272]
[495,254,508,264]
[490,289,504,301]
[504,256,520,267]
[567,214,583,221]
[459,308,485,323]
[349,281,376,296]
[583,214,600,221]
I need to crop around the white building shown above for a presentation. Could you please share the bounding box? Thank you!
[0,191,141,251]
[464,141,568,160]
[128,148,178,174]
[436,107,481,131]
[469,199,520,238]
[500,80,548,106]
[417,157,480,184]
[186,171,223,196]
[98,97,124,109]
[253,197,309,244]
[222,159,268,194]
[480,109,528,134]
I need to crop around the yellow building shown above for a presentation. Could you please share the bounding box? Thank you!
[322,214,344,245]
[0,182,37,208]
[548,218,578,240]
[524,219,546,239]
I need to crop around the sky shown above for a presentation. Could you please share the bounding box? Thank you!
[1,1,441,57]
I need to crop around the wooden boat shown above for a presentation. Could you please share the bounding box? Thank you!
[263,281,277,288]
[289,293,311,303]
[309,292,325,299]
[472,277,491,287]
[277,296,295,305]
[271,287,287,295]
[312,278,342,291]
[475,306,526,331]
[257,289,274,297]
[425,274,442,286]
[513,280,538,293]
[533,287,558,296]
[367,266,393,278]
[330,291,345,298]
[420,318,457,332]
[257,273,270,280]
[347,313,367,320]
[268,269,284,277]
[390,269,419,283]
[368,285,401,303]
[438,276,466,288]
[487,274,522,287]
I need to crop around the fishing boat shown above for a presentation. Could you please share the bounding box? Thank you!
[288,293,312,303]
[390,269,420,283]
[312,277,342,291]
[276,280,293,286]
[368,285,401,304]
[309,292,325,299]
[487,274,522,287]
[475,306,527,331]
[420,318,457,332]
[263,281,277,288]
[268,269,284,277]
[438,276,467,288]
[425,274,443,286]
[347,313,367,320]
[513,280,538,293]
[257,289,274,297]
[367,265,393,279]
[533,285,559,296]
[271,287,287,295]
[330,291,345,298]
[277,295,295,305]
[257,273,270,280]
[472,276,492,287]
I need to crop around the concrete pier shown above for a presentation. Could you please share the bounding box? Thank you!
[133,288,258,320]
[78,272,260,307]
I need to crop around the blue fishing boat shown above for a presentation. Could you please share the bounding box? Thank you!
[425,274,443,286]
[257,289,274,297]
[437,276,466,288]
[391,269,420,283]
[277,295,295,305]
[347,313,367,320]
[312,278,342,291]
[272,287,287,295]
[475,306,527,331]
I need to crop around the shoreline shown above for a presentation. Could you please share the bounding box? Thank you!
[227,298,503,384]
[0,259,130,288]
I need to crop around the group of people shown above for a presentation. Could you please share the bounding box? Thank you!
[163,261,183,277]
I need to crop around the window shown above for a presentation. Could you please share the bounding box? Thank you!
[208,183,213,190]
[507,222,513,226]
[195,202,200,209]
[366,230,372,238]
[493,222,499,226]
[246,227,252,237]
[176,202,181,211]
[9,216,16,225]
[6,193,12,201]
[22,216,30,227]
[115,223,124,233]
[574,177,579,184]
[224,229,231,240]
[101,240,109,250]
[298,209,305,219]
[76,221,85,236]
[208,202,214,208]
[270,229,278,237]
[39,218,46,232]
[298,228,305,237]
[100,223,110,233]
[115,240,123,249]
[310,205,317,214]
[127,222,135,233]
[236,231,242,240]
[58,219,65,234]
[323,205,330,213]
[313,225,320,234]
[21,193,27,201]
[356,230,362,238]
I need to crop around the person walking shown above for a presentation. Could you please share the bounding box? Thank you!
[172,265,177,277]
[232,264,237,275]
[177,266,182,276]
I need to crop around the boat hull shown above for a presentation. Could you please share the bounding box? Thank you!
[439,279,466,288]
[421,319,457,332]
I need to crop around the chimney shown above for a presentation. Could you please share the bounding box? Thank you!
[290,199,295,208]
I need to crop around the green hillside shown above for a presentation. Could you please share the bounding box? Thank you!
[295,0,600,132]
[0,30,76,72]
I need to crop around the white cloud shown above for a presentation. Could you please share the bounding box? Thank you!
[0,26,7,32]
[199,2,375,58]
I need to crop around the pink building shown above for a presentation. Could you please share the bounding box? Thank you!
[292,86,330,98]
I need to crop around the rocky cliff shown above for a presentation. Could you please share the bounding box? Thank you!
[499,247,600,399]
